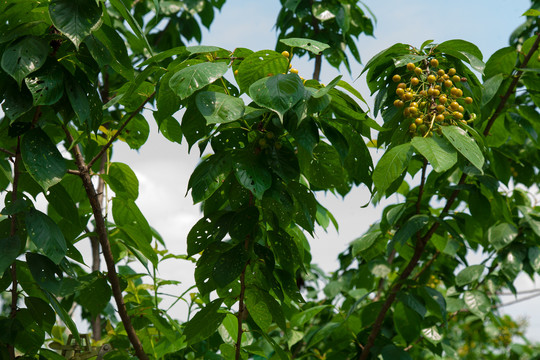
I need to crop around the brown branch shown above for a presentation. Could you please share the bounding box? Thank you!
[87,92,155,169]
[8,137,21,360]
[67,169,81,176]
[0,147,15,157]
[235,234,251,360]
[412,250,440,282]
[483,32,540,136]
[63,127,149,360]
[310,0,322,81]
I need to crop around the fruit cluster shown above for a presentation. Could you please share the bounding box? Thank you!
[391,59,475,137]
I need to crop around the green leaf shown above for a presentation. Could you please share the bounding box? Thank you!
[25,252,63,294]
[183,299,226,344]
[484,47,517,79]
[25,297,55,334]
[268,230,302,275]
[26,209,67,264]
[528,247,540,272]
[44,291,80,342]
[21,128,67,191]
[236,50,289,93]
[300,142,346,190]
[456,265,484,286]
[108,0,153,57]
[121,114,150,150]
[352,231,380,256]
[280,37,330,55]
[312,75,342,98]
[195,91,245,124]
[437,39,485,74]
[486,223,518,251]
[65,76,91,126]
[463,290,491,319]
[392,215,429,247]
[76,275,111,318]
[0,236,20,274]
[49,0,102,49]
[249,73,304,121]
[157,116,183,144]
[393,301,421,344]
[422,326,443,345]
[245,290,273,332]
[102,162,139,201]
[481,73,505,106]
[1,36,49,86]
[187,213,231,256]
[233,150,271,200]
[188,153,231,203]
[372,143,413,195]
[169,62,228,100]
[523,9,540,16]
[45,184,80,226]
[381,345,412,360]
[212,243,248,288]
[24,64,64,106]
[411,135,457,172]
[441,126,484,172]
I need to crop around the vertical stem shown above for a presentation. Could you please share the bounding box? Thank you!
[235,234,251,360]
[8,138,21,360]
[310,0,321,81]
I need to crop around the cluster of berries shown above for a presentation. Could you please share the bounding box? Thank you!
[392,59,474,137]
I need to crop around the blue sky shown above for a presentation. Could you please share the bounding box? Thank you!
[110,0,540,340]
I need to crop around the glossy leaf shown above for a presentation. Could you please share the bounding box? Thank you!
[21,128,67,192]
[441,126,484,172]
[49,0,102,49]
[24,64,64,106]
[76,275,111,317]
[183,299,226,344]
[236,50,289,92]
[249,73,304,121]
[486,222,518,250]
[0,236,20,274]
[372,143,413,195]
[393,301,421,344]
[26,209,67,264]
[212,243,248,288]
[456,265,484,286]
[187,213,230,256]
[279,37,330,55]
[233,150,271,200]
[1,36,48,86]
[195,91,245,124]
[268,230,302,275]
[411,135,457,172]
[188,153,231,203]
[102,162,139,201]
[169,62,228,100]
[464,290,491,319]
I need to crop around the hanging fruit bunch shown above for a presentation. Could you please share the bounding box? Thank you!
[392,58,475,137]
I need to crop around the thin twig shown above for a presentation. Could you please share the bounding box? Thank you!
[496,292,540,308]
[235,233,251,360]
[0,147,15,157]
[87,92,155,168]
[63,127,149,360]
[67,169,81,175]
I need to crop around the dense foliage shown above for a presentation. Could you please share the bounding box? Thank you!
[1,0,540,359]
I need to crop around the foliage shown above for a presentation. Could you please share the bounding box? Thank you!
[0,0,540,360]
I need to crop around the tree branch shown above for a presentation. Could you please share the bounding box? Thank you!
[63,127,149,360]
[235,234,251,360]
[483,32,540,136]
[0,147,16,157]
[87,92,155,169]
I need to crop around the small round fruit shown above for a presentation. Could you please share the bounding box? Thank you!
[281,50,290,58]
[427,74,437,83]
[415,117,424,125]
[396,87,405,96]
[394,99,404,107]
[432,89,440,97]
[407,62,416,71]
[403,107,410,117]
[436,104,445,113]
[266,132,275,139]
[430,58,439,67]
[450,101,460,110]
[411,77,420,86]
[464,96,473,104]
[418,124,428,134]
[439,95,447,104]
[414,67,423,76]
[409,106,418,115]
[275,142,282,150]
[437,69,445,76]
[290,68,299,74]
[419,90,428,97]
[397,82,407,89]
[403,92,414,101]
[427,87,435,96]
[392,74,401,82]
[410,101,419,108]
[409,123,417,131]
[458,105,464,113]
[452,75,461,83]
[461,77,467,82]
[234,69,239,75]
[448,68,457,76]
[450,87,461,97]
[436,114,445,122]
[444,79,453,88]
[453,111,464,120]
[258,138,267,147]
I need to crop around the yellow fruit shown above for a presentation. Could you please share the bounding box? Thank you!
[464,97,473,104]
[234,69,238,75]
[439,95,447,104]
[430,58,439,67]
[427,74,437,83]
[290,68,299,74]
[409,123,417,131]
[397,82,407,89]
[436,114,445,122]
[396,87,405,96]
[415,117,423,125]
[403,92,414,101]
[448,68,457,76]
[414,67,423,76]
[437,69,445,76]
[444,79,453,88]
[452,75,461,83]
[281,50,290,58]
[411,77,420,86]
[394,99,404,107]
[407,62,416,71]
[450,101,460,110]
[392,74,401,82]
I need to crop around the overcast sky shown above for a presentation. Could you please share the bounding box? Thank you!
[104,0,540,340]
